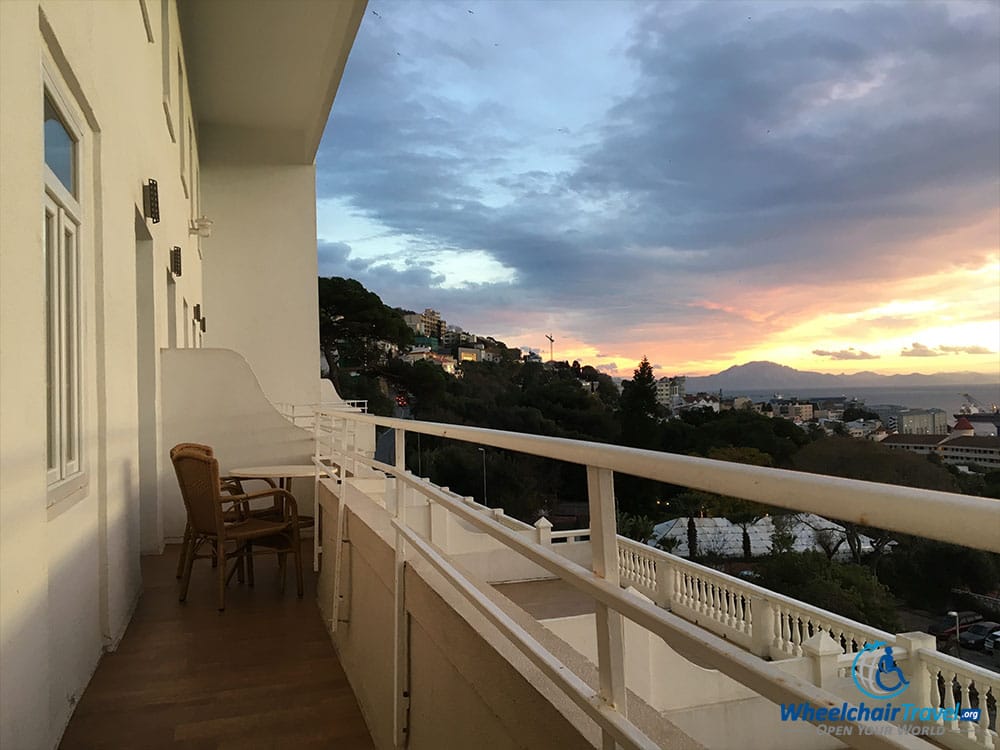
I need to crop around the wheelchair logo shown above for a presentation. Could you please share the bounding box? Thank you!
[852,641,909,700]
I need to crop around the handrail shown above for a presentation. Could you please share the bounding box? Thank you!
[393,520,660,750]
[328,448,929,749]
[314,410,1000,553]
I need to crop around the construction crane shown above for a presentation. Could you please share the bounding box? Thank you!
[545,334,555,362]
[960,393,1000,414]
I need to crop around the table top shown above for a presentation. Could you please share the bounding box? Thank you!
[228,465,318,479]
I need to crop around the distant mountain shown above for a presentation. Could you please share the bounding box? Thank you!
[683,361,998,392]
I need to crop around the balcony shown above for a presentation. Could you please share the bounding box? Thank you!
[59,542,373,749]
[65,373,999,749]
[309,407,998,749]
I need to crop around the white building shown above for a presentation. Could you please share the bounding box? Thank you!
[655,375,686,409]
[0,2,364,746]
[403,312,426,335]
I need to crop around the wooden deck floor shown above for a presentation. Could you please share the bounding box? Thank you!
[60,544,373,750]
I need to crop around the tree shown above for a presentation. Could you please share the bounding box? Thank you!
[619,357,658,426]
[318,277,413,370]
[792,437,958,564]
[669,490,716,558]
[617,511,656,544]
[615,357,662,515]
[756,552,900,632]
[707,446,775,559]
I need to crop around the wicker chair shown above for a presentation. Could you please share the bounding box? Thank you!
[171,444,303,610]
[170,443,278,578]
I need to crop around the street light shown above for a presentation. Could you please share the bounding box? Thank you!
[947,610,961,657]
[478,447,487,507]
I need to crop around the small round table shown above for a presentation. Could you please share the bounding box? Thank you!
[228,465,319,526]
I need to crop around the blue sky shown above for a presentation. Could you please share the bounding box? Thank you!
[315,0,1000,377]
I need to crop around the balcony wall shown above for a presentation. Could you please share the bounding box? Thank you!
[200,158,322,407]
[158,348,315,541]
[320,482,597,749]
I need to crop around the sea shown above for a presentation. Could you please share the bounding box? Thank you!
[720,384,1000,425]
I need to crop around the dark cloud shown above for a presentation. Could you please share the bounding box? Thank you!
[812,348,879,360]
[317,0,1000,351]
[936,345,994,355]
[901,342,943,357]
[317,240,351,271]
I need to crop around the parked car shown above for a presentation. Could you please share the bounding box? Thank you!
[928,611,983,639]
[984,628,1000,654]
[958,621,1000,650]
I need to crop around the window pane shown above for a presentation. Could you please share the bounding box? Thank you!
[45,209,57,471]
[63,225,76,464]
[44,96,76,194]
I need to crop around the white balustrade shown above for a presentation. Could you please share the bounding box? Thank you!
[917,648,998,749]
[614,537,891,659]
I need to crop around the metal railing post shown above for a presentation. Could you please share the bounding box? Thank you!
[587,465,627,750]
[313,408,322,572]
[393,432,410,747]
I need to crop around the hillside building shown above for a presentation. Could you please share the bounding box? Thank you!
[655,375,686,409]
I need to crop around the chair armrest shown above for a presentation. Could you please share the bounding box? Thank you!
[224,488,299,523]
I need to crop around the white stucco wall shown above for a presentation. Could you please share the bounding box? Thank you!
[200,160,321,407]
[0,2,203,747]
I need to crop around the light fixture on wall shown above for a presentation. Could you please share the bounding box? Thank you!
[193,303,201,321]
[200,317,206,333]
[188,216,213,238]
[142,179,160,223]
[170,246,182,277]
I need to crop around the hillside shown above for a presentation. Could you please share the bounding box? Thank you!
[684,361,997,391]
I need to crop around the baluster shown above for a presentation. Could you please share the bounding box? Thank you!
[772,605,784,655]
[959,677,973,740]
[779,608,791,655]
[973,682,990,745]
[791,613,803,657]
[943,671,957,731]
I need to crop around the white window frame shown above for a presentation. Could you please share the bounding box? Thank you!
[43,72,85,496]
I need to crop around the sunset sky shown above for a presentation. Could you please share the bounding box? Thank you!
[315,0,1000,378]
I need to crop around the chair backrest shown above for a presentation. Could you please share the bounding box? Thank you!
[170,442,214,460]
[170,445,226,536]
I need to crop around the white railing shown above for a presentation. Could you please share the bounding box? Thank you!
[314,407,1000,750]
[915,649,998,748]
[617,537,893,659]
[551,529,591,544]
[313,410,1000,553]
[277,400,367,428]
